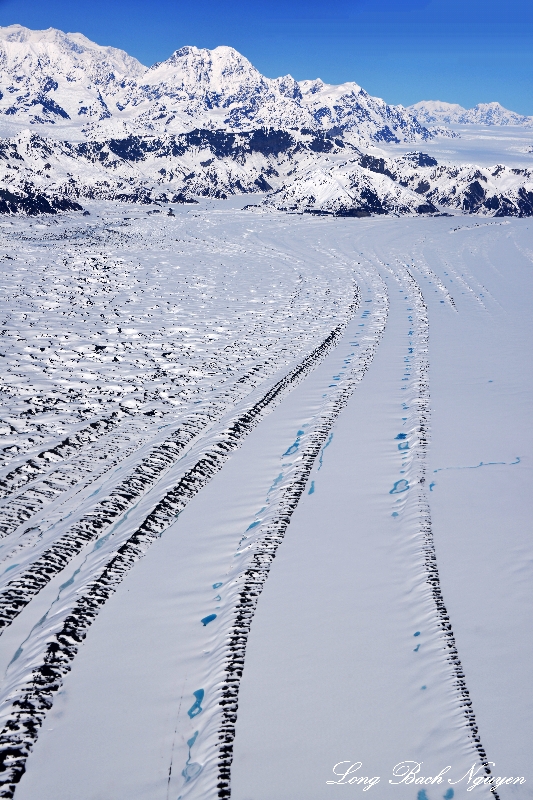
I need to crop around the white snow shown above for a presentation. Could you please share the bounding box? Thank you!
[0,25,436,143]
[409,100,533,129]
[1,26,532,220]
[0,22,531,800]
[0,205,530,799]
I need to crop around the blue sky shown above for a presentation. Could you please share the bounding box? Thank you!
[1,0,532,114]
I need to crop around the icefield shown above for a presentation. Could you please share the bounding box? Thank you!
[0,202,531,800]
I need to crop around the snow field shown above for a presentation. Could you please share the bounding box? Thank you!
[0,209,530,799]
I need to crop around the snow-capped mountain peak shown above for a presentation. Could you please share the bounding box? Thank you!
[271,74,303,101]
[409,100,466,126]
[298,77,439,143]
[143,45,263,93]
[0,25,437,142]
[409,99,533,127]
[465,101,533,126]
[0,24,146,86]
[129,44,313,133]
[0,25,532,220]
[0,24,146,133]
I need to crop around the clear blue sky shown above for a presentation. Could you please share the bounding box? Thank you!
[1,0,532,114]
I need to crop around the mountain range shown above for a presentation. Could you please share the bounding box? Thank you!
[0,24,532,218]
[409,100,533,128]
[0,25,438,143]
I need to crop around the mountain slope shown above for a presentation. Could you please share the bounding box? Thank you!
[261,150,533,217]
[299,79,446,143]
[0,25,532,219]
[0,26,437,144]
[121,45,317,135]
[0,25,145,131]
[1,128,532,218]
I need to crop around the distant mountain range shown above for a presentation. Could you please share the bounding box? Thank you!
[0,24,532,219]
[409,100,533,128]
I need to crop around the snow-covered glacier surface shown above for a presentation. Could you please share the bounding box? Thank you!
[0,203,531,800]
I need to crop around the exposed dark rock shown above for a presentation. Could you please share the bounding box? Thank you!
[308,136,334,153]
[483,195,500,211]
[170,193,198,204]
[373,126,400,143]
[414,180,431,194]
[404,152,438,168]
[516,187,533,216]
[32,96,70,119]
[416,202,439,214]
[247,129,294,156]
[0,187,83,215]
[253,176,272,191]
[107,136,147,161]
[359,155,396,180]
[461,180,486,212]
[335,208,371,217]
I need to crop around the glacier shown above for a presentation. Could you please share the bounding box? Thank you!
[0,200,530,800]
[0,21,531,800]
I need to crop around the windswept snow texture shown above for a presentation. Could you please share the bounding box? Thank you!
[0,205,530,800]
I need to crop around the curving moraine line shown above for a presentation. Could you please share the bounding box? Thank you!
[0,288,362,798]
[0,284,360,636]
[0,415,154,540]
[0,358,296,543]
[0,411,214,634]
[215,285,389,798]
[0,415,121,503]
[216,266,499,800]
[401,268,499,798]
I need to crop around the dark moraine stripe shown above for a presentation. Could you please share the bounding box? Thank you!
[0,415,121,504]
[0,289,361,798]
[217,270,498,799]
[0,293,358,636]
[216,310,385,798]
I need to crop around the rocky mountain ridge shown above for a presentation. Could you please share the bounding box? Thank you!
[0,25,532,218]
[0,128,531,218]
[0,25,439,143]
